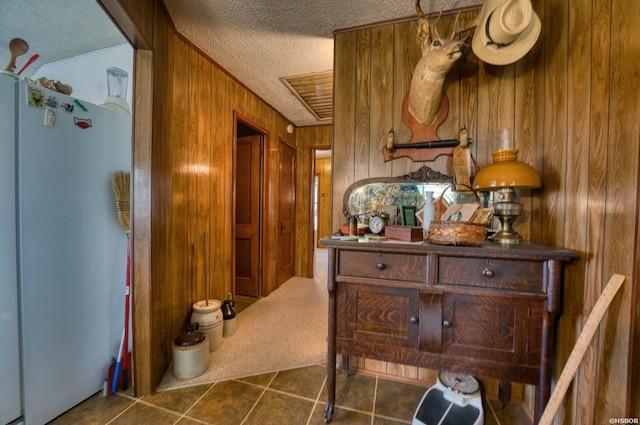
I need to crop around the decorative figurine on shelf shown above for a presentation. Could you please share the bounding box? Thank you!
[453,127,473,191]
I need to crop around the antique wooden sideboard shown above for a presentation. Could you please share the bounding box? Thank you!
[320,238,578,424]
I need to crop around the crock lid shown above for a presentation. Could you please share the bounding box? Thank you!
[192,299,221,313]
[174,324,206,346]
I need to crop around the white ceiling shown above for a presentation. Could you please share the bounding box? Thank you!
[1,0,481,127]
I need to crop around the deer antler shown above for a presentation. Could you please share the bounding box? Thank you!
[432,10,443,40]
[408,2,471,126]
[415,0,432,46]
[414,0,425,17]
[454,13,481,39]
[450,12,461,39]
[416,1,479,42]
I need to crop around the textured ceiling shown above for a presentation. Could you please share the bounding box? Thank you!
[1,0,482,127]
[163,0,482,126]
[0,1,126,77]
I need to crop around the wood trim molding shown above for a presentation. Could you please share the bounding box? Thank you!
[630,155,640,416]
[309,146,332,278]
[97,0,155,396]
[332,4,481,35]
[130,49,154,396]
[98,0,151,49]
[309,153,317,278]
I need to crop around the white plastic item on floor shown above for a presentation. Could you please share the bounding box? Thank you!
[191,299,224,352]
[412,372,484,425]
[172,325,209,379]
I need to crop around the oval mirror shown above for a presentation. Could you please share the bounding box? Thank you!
[342,166,456,224]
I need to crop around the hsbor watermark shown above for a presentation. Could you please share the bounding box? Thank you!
[609,418,639,424]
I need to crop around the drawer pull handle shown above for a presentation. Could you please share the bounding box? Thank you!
[482,268,495,278]
[376,263,386,270]
[409,316,419,324]
[442,320,452,328]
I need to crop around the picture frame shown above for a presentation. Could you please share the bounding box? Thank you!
[399,205,417,226]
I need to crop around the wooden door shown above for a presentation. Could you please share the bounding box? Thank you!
[340,283,420,349]
[277,142,296,286]
[441,293,542,367]
[235,135,261,296]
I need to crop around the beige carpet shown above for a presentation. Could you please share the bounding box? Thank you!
[157,250,328,391]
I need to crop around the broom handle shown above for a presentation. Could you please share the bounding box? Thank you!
[121,235,131,389]
[204,232,209,304]
[111,329,125,395]
[538,273,625,425]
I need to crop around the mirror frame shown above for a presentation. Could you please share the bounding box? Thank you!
[342,165,454,218]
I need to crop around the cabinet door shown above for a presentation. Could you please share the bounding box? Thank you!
[442,294,542,365]
[340,283,420,349]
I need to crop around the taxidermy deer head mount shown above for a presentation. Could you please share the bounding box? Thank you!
[408,1,474,127]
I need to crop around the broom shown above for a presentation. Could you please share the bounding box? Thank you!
[111,171,131,394]
[112,171,130,233]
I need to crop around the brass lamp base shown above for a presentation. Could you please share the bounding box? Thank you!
[489,188,524,244]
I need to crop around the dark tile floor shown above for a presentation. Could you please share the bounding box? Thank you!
[49,252,532,424]
[49,364,532,424]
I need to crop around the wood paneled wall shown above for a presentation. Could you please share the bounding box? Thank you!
[109,0,334,393]
[295,125,333,277]
[332,1,639,422]
[150,17,302,389]
[116,0,303,390]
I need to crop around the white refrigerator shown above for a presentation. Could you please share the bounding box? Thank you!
[0,72,130,424]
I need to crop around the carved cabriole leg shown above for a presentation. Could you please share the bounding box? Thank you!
[536,260,562,425]
[324,248,337,423]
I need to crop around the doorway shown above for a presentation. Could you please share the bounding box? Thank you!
[313,149,332,247]
[234,120,264,298]
[309,147,332,276]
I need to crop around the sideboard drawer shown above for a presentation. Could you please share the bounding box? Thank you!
[338,251,427,283]
[437,257,543,291]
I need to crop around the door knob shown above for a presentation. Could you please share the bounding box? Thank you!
[442,320,452,328]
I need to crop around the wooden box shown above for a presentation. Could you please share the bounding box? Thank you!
[384,225,423,242]
[340,224,365,236]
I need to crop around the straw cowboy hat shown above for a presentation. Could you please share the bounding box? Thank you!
[472,0,541,65]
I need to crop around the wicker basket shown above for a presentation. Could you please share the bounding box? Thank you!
[427,221,488,246]
[426,186,488,247]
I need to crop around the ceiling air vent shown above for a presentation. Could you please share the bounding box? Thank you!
[280,70,333,121]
